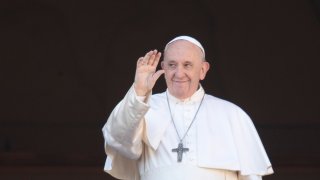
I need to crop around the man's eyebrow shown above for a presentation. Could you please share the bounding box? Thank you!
[165,60,177,63]
[184,60,193,64]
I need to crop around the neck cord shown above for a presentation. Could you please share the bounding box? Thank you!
[166,91,205,143]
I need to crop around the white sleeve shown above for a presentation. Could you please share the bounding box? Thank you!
[239,175,262,180]
[102,85,150,160]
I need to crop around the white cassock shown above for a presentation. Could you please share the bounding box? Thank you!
[102,85,273,180]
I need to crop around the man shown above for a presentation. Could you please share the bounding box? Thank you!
[102,36,273,180]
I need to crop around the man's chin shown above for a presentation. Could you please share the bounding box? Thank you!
[172,82,189,88]
[171,88,189,99]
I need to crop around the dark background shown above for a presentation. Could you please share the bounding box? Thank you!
[1,0,320,179]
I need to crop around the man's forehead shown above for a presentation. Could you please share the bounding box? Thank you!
[166,40,202,52]
[163,46,204,64]
[164,59,195,64]
[164,40,204,61]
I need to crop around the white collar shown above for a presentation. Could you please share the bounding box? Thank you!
[166,85,205,104]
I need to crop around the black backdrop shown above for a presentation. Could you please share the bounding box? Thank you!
[1,0,320,179]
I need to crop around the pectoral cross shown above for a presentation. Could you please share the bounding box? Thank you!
[172,142,189,162]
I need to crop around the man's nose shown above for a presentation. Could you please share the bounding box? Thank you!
[174,66,185,78]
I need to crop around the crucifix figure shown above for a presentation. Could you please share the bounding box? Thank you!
[172,142,189,162]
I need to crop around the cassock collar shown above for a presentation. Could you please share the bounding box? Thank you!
[166,85,205,105]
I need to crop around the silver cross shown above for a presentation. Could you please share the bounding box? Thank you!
[172,142,189,162]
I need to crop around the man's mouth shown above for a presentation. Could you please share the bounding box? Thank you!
[173,80,188,83]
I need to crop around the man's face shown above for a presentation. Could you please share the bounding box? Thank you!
[161,40,209,99]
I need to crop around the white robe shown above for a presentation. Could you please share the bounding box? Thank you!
[102,85,273,180]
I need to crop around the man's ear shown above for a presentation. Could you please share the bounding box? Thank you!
[161,61,165,69]
[200,61,210,80]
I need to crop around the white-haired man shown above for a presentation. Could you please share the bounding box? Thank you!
[102,36,273,180]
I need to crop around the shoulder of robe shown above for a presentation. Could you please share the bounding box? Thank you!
[204,94,243,111]
[205,94,254,129]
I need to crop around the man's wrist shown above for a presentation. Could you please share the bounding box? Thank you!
[133,83,149,96]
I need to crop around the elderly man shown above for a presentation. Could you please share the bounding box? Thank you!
[102,36,273,180]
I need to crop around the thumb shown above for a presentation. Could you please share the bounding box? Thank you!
[152,69,165,82]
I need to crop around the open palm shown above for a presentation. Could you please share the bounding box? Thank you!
[134,50,165,96]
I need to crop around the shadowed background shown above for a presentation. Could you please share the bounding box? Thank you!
[1,0,320,179]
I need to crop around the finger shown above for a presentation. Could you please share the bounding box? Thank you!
[137,57,144,67]
[147,50,157,66]
[142,50,153,64]
[147,54,156,66]
[152,52,162,67]
[152,69,165,82]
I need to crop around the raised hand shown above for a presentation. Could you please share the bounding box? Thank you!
[134,50,165,96]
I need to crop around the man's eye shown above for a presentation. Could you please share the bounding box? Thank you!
[169,64,176,67]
